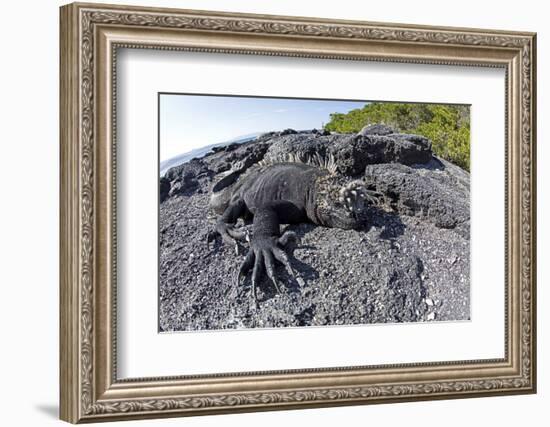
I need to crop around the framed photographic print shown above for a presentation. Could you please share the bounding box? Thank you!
[59,2,537,423]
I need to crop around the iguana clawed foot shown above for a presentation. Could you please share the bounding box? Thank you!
[235,230,297,308]
[207,221,250,254]
[216,221,248,244]
[340,180,383,215]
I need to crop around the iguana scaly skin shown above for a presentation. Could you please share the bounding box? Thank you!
[209,161,380,306]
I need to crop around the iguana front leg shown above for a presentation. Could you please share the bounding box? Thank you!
[236,202,297,306]
[212,199,248,252]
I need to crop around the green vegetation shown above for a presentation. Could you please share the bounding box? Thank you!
[324,102,470,171]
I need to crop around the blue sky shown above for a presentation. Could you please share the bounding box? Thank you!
[159,94,367,161]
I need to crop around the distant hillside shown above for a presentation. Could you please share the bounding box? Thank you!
[160,132,263,176]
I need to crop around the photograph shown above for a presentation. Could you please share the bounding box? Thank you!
[159,94,471,332]
[57,2,536,422]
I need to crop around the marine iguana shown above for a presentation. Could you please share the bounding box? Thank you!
[209,156,381,305]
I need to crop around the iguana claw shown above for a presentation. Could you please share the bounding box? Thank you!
[235,234,296,306]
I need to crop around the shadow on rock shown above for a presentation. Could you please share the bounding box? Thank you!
[360,205,407,240]
[257,255,320,302]
[411,156,446,171]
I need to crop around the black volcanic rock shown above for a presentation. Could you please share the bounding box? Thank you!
[159,129,470,331]
[262,132,432,176]
[364,158,470,238]
[159,176,170,203]
[358,123,396,136]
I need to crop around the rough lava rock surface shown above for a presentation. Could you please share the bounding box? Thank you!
[159,125,470,331]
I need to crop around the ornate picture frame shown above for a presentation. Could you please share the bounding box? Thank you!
[60,2,536,423]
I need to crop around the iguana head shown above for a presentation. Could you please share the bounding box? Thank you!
[312,175,380,230]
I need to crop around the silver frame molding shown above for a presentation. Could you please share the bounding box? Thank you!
[60,2,536,423]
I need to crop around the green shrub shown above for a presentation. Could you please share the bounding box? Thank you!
[324,102,470,171]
